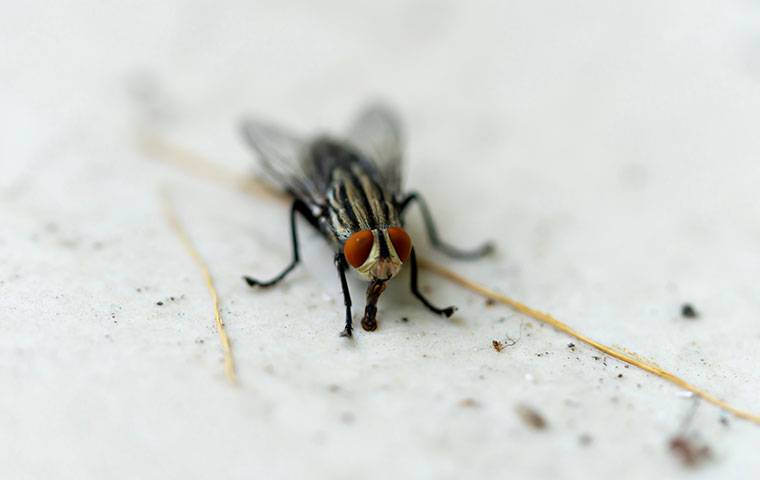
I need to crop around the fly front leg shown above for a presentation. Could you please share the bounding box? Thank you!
[243,199,316,288]
[335,253,354,338]
[409,248,456,317]
[398,192,493,259]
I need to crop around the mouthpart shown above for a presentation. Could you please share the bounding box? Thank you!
[361,280,387,331]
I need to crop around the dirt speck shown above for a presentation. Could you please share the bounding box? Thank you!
[485,298,496,307]
[492,340,504,352]
[669,435,712,468]
[459,398,480,408]
[340,412,356,424]
[156,301,164,306]
[681,304,699,319]
[515,404,547,430]
[579,433,593,446]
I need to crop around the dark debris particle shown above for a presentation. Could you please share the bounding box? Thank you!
[156,301,164,306]
[401,317,409,323]
[515,404,547,430]
[485,298,496,307]
[567,342,576,350]
[617,373,624,378]
[492,340,504,352]
[669,435,713,468]
[681,303,699,319]
[579,434,593,446]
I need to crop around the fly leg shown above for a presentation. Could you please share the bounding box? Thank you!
[398,192,493,259]
[335,253,354,338]
[243,199,317,287]
[409,248,456,317]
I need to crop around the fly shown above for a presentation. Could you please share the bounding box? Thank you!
[240,103,493,337]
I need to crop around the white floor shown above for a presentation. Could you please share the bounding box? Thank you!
[2,2,760,478]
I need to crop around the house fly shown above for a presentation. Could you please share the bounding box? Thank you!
[241,103,492,337]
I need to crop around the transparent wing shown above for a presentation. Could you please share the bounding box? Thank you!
[345,103,404,195]
[240,118,324,205]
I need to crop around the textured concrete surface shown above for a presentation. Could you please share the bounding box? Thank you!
[2,1,760,479]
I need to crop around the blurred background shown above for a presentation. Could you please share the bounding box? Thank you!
[2,1,760,479]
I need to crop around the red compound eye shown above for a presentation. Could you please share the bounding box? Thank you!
[388,227,412,262]
[343,230,374,268]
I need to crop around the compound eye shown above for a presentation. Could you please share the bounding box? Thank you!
[343,230,374,268]
[388,227,412,262]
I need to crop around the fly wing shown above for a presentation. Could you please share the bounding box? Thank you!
[240,118,325,206]
[345,103,404,197]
